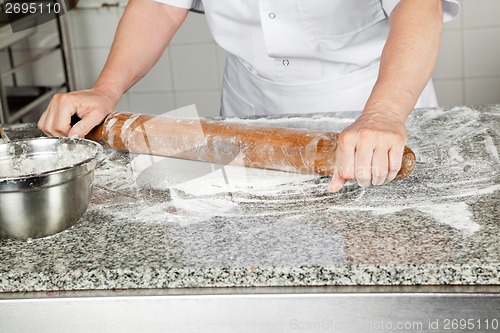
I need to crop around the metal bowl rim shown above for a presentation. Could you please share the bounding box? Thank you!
[0,137,103,182]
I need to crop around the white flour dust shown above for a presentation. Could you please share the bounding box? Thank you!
[92,151,315,225]
[91,107,499,234]
[325,106,499,234]
[104,116,118,147]
[130,153,317,196]
[0,139,97,178]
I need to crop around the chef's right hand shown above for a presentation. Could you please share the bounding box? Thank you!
[37,87,118,138]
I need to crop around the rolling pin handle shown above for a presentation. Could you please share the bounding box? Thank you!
[72,115,105,142]
[396,146,416,180]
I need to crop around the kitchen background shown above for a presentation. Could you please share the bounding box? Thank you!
[0,0,499,122]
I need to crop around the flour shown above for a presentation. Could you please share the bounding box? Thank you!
[111,197,237,226]
[130,154,317,196]
[484,134,500,163]
[0,139,98,178]
[120,113,140,144]
[104,116,118,146]
[419,202,479,234]
[223,114,357,133]
[90,106,499,235]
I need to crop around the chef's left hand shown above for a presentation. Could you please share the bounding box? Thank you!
[328,110,408,192]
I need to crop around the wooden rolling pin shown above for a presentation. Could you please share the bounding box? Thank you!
[85,112,416,179]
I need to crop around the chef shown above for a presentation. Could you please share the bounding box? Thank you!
[38,0,459,192]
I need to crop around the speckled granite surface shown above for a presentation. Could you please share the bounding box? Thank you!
[0,105,499,292]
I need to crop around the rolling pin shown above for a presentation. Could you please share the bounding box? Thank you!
[85,112,416,179]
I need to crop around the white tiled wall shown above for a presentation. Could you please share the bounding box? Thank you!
[0,18,66,122]
[65,5,224,117]
[433,0,500,106]
[4,0,500,120]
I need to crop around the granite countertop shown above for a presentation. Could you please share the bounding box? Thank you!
[0,105,499,292]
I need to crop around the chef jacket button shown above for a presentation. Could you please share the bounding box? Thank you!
[269,13,276,19]
[282,59,290,66]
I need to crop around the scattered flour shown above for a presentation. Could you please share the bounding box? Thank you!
[104,116,118,147]
[130,153,317,196]
[484,134,500,163]
[419,202,479,234]
[90,106,499,235]
[0,139,98,178]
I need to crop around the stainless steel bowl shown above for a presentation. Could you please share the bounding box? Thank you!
[0,137,103,240]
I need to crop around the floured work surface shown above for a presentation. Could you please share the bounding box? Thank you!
[1,106,499,292]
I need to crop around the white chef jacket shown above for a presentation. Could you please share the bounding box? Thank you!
[154,0,460,117]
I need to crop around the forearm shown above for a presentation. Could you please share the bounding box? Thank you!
[93,0,189,102]
[364,0,443,121]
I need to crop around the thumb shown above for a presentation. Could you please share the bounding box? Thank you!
[328,167,346,193]
[68,112,106,138]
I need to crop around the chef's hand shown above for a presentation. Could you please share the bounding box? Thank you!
[38,87,117,138]
[328,110,408,192]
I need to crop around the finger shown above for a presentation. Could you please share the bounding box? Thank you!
[354,143,373,188]
[42,95,74,137]
[328,167,346,193]
[53,100,77,137]
[385,145,404,184]
[337,132,356,181]
[371,146,389,186]
[37,110,47,132]
[40,98,61,136]
[69,111,106,138]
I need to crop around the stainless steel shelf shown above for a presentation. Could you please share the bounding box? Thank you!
[1,45,61,78]
[0,14,37,49]
[0,6,73,124]
[4,84,66,123]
